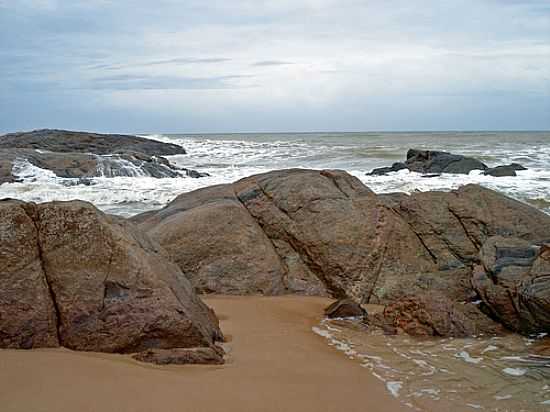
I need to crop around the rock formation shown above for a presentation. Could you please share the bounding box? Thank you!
[136,168,550,337]
[483,163,527,177]
[0,129,208,184]
[0,129,186,156]
[0,199,223,363]
[368,149,527,176]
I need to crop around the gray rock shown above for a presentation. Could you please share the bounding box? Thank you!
[324,299,367,319]
[368,149,489,176]
[0,129,186,156]
[0,129,211,184]
[367,162,407,176]
[405,149,488,174]
[484,163,527,177]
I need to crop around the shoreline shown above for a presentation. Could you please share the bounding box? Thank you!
[0,295,406,412]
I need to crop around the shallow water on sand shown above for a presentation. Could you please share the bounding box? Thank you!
[313,317,550,411]
[1,131,549,216]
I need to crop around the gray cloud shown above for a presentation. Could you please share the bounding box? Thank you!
[0,0,549,133]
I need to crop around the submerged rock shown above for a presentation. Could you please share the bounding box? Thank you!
[484,163,527,177]
[0,199,222,358]
[367,162,407,176]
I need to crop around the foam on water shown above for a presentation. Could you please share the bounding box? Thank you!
[2,131,549,217]
[312,316,550,411]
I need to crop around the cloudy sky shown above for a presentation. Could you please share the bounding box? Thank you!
[1,0,549,133]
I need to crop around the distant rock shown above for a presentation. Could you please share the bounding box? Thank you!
[368,148,495,176]
[0,129,186,156]
[484,163,527,177]
[0,129,209,184]
[0,199,223,362]
[367,162,407,176]
[405,149,488,174]
[324,299,367,319]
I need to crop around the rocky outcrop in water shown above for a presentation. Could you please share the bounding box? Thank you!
[0,199,223,363]
[0,129,208,184]
[483,163,527,177]
[368,149,527,176]
[136,168,550,337]
[0,129,186,156]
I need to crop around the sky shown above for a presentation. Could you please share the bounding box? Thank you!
[1,0,549,133]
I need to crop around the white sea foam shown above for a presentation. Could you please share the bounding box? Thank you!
[455,351,483,364]
[502,367,527,377]
[386,381,403,398]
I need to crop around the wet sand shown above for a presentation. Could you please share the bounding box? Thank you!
[0,295,406,412]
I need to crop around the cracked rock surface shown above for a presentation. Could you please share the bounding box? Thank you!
[0,199,223,358]
[135,168,550,337]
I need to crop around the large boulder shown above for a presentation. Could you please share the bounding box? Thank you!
[233,169,437,303]
[135,169,550,337]
[134,184,306,295]
[0,199,223,359]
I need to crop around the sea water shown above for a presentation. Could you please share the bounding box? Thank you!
[313,317,550,411]
[1,131,549,217]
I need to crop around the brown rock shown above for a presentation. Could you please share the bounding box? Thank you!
[473,237,550,334]
[233,169,436,303]
[0,199,223,355]
[135,184,290,295]
[324,299,367,319]
[134,169,550,337]
[132,345,225,365]
[0,200,59,348]
[380,294,503,337]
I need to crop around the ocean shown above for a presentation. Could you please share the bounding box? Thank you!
[2,131,550,217]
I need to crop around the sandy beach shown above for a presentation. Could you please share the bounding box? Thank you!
[0,295,406,412]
